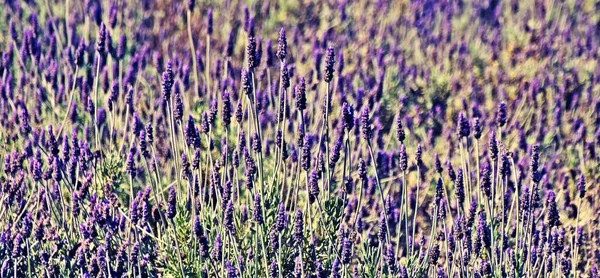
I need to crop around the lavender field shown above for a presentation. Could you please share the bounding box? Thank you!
[0,0,599,277]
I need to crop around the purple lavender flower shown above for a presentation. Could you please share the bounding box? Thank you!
[324,47,335,83]
[434,153,443,174]
[342,102,354,131]
[591,266,599,278]
[576,226,585,247]
[331,258,341,278]
[269,259,278,278]
[438,199,447,220]
[489,130,498,161]
[378,211,387,244]
[500,152,510,178]
[530,144,541,183]
[301,139,311,171]
[126,144,136,178]
[577,173,586,198]
[560,254,571,277]
[252,132,261,153]
[276,28,287,61]
[276,203,286,231]
[185,116,199,147]
[222,90,232,128]
[161,60,174,102]
[415,144,423,166]
[225,200,236,235]
[200,111,210,134]
[266,40,274,67]
[396,115,406,143]
[207,9,213,35]
[167,185,176,219]
[479,260,492,277]
[545,191,561,227]
[473,117,482,139]
[253,194,263,224]
[145,122,154,144]
[246,37,257,69]
[241,69,251,95]
[281,63,290,89]
[455,168,465,205]
[358,158,368,184]
[117,34,126,60]
[399,266,408,278]
[435,178,443,206]
[96,23,106,53]
[294,210,304,245]
[457,112,470,138]
[294,257,303,278]
[342,236,352,264]
[481,163,492,199]
[399,145,408,172]
[496,101,508,127]
[295,77,307,111]
[429,243,440,265]
[18,105,31,136]
[75,41,85,67]
[329,136,343,169]
[125,85,134,108]
[309,170,320,203]
[173,89,184,122]
[360,107,372,142]
[212,234,223,262]
[226,30,235,57]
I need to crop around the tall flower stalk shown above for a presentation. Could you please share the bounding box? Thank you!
[186,2,200,98]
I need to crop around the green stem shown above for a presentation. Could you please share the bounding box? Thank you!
[57,66,79,137]
[411,165,421,256]
[186,10,200,98]
[170,219,186,276]
[93,55,101,149]
[368,143,391,244]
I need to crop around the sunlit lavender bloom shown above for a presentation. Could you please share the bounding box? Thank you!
[253,194,263,224]
[496,102,508,127]
[294,210,304,245]
[167,185,176,219]
[276,28,287,61]
[324,47,335,83]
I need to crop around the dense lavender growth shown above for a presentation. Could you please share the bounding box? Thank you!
[0,0,598,277]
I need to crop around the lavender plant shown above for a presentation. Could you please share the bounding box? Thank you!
[0,0,598,277]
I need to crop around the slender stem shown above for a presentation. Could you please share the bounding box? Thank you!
[305,169,313,239]
[277,234,283,278]
[186,10,200,98]
[93,55,102,149]
[66,0,70,45]
[352,168,363,229]
[394,169,406,255]
[58,66,79,137]
[475,140,482,203]
[258,224,270,274]
[118,104,131,152]
[166,102,182,195]
[459,140,470,205]
[324,82,331,199]
[510,156,520,252]
[26,240,31,277]
[206,34,211,98]
[170,219,186,276]
[368,143,391,244]
[573,195,582,274]
[411,165,421,256]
